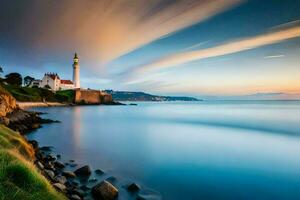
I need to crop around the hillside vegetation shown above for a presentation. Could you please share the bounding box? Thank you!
[0,125,65,200]
[1,84,74,103]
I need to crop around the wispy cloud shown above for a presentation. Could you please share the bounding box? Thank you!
[264,54,285,59]
[134,26,300,74]
[20,0,242,66]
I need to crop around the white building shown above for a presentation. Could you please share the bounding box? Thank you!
[31,53,81,91]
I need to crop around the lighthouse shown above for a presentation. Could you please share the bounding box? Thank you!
[73,52,80,89]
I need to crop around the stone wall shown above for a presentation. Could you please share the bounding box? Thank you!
[74,89,113,104]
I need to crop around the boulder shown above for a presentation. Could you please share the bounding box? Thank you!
[55,175,67,184]
[44,169,55,180]
[91,180,118,200]
[70,194,81,200]
[62,171,76,178]
[54,161,65,169]
[53,183,66,192]
[74,165,91,177]
[127,183,140,192]
[36,161,44,170]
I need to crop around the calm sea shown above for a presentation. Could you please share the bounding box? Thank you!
[27,101,300,200]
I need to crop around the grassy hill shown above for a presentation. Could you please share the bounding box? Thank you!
[1,84,74,103]
[0,125,65,200]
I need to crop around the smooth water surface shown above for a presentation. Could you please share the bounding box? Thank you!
[27,101,300,200]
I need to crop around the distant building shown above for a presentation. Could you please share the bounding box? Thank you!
[29,53,81,91]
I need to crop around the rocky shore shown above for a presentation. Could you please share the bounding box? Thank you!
[0,88,152,200]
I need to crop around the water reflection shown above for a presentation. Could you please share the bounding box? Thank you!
[27,101,300,200]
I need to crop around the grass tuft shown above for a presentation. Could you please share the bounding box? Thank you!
[0,125,65,200]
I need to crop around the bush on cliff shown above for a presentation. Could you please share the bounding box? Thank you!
[0,125,66,200]
[1,84,75,103]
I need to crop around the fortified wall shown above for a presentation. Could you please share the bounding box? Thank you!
[74,89,113,104]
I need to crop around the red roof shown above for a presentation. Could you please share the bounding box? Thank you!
[60,80,73,84]
[45,73,60,80]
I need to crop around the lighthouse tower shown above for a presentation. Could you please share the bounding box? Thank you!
[72,53,80,89]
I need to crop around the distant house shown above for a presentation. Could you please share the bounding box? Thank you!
[29,79,42,87]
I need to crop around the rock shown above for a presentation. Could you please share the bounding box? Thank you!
[44,162,55,170]
[91,180,118,200]
[70,194,81,200]
[56,154,61,159]
[55,175,67,184]
[44,169,55,180]
[74,165,91,177]
[31,123,41,129]
[45,154,56,161]
[54,161,65,169]
[36,161,44,170]
[62,171,76,178]
[127,183,140,192]
[72,189,86,198]
[80,185,90,191]
[39,146,52,151]
[28,140,38,149]
[70,163,78,167]
[95,169,104,175]
[53,183,66,192]
[70,159,75,163]
[88,178,97,183]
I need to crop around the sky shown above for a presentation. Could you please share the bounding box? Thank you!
[1,0,300,98]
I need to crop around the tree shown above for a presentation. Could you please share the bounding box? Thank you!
[24,76,35,86]
[5,73,22,86]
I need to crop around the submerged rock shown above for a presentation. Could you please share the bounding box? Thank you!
[39,146,53,151]
[88,178,97,183]
[92,180,118,200]
[74,165,91,177]
[127,183,140,192]
[95,169,104,175]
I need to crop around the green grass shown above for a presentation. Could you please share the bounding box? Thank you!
[55,90,74,103]
[0,125,66,200]
[1,84,74,103]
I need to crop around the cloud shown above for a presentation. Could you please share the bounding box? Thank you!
[134,25,300,74]
[13,0,242,66]
[263,54,285,59]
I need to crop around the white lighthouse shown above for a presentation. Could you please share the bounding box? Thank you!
[72,52,80,89]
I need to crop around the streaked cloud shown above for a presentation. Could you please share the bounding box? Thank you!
[134,26,300,74]
[19,0,242,66]
[264,55,285,59]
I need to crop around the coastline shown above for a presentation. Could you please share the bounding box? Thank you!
[17,101,68,109]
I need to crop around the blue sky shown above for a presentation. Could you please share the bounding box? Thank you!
[1,0,300,98]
